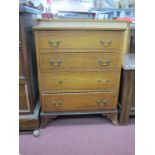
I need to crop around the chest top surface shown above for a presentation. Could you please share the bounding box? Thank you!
[33,19,129,30]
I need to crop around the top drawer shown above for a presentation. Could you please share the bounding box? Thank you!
[37,31,123,51]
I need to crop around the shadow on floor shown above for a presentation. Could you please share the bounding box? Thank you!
[19,115,135,135]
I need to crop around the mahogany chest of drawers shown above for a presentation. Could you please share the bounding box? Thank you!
[33,19,129,126]
[19,6,40,131]
[119,53,135,124]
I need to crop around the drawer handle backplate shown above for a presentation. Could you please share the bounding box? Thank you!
[98,59,110,66]
[97,79,109,84]
[48,40,61,47]
[52,100,63,107]
[58,80,63,84]
[50,60,62,67]
[100,40,112,47]
[96,99,107,106]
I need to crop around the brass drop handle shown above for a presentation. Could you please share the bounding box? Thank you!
[52,100,63,107]
[48,40,61,47]
[50,60,62,67]
[97,79,109,84]
[96,99,107,106]
[100,40,112,47]
[98,59,110,66]
[58,80,63,84]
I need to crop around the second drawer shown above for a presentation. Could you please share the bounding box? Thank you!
[39,53,121,71]
[41,71,120,92]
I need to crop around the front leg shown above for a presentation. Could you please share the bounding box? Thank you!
[102,112,118,125]
[40,115,58,128]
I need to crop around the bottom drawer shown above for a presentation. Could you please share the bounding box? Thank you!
[42,92,118,112]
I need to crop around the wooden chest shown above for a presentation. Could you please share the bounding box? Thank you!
[119,53,135,124]
[33,19,130,126]
[19,6,40,131]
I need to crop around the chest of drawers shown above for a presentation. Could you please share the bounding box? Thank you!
[19,7,40,131]
[119,53,135,124]
[33,19,129,127]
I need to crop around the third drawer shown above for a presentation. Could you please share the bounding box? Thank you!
[41,71,120,92]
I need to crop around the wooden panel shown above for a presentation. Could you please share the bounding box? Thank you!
[19,79,26,84]
[19,84,26,96]
[39,53,121,71]
[41,71,120,92]
[19,96,28,110]
[129,71,135,109]
[119,70,135,124]
[37,31,123,50]
[19,118,39,130]
[42,92,118,112]
[19,84,29,111]
[19,49,25,77]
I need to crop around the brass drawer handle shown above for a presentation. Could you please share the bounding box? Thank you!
[96,99,107,106]
[100,40,112,47]
[58,80,63,84]
[49,60,62,67]
[52,100,63,107]
[97,79,109,84]
[48,40,61,47]
[98,59,110,66]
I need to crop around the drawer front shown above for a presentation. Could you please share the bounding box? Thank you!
[42,92,118,112]
[39,53,121,71]
[41,71,120,92]
[37,31,123,50]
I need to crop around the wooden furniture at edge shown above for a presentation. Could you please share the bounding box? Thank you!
[33,19,130,127]
[129,24,135,53]
[19,6,40,131]
[119,53,135,124]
